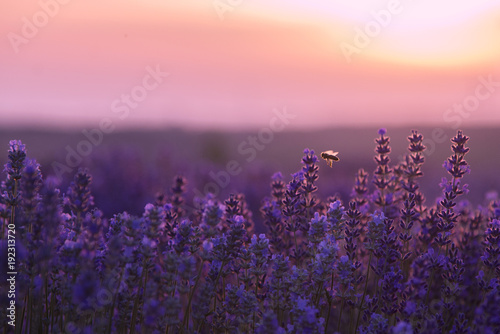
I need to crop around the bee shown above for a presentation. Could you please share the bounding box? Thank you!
[320,150,340,167]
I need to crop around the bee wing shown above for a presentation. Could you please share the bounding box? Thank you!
[321,150,340,162]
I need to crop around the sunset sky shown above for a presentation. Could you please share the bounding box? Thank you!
[1,0,499,130]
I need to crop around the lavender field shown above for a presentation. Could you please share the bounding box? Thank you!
[1,128,500,333]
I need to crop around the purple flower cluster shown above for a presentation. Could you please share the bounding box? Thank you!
[1,130,499,334]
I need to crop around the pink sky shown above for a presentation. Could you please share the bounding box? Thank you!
[1,0,499,130]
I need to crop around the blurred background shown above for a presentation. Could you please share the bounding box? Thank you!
[1,1,499,223]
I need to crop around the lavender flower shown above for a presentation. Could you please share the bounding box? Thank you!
[352,168,370,213]
[359,313,388,334]
[308,212,328,249]
[170,175,187,217]
[2,140,27,237]
[1,129,495,334]
[365,211,386,251]
[255,310,286,334]
[20,159,43,221]
[325,200,345,240]
[481,219,500,274]
[270,171,286,203]
[372,129,393,215]
[283,172,304,237]
[5,140,27,182]
[200,197,224,239]
[64,168,95,218]
[436,130,470,250]
[288,297,325,334]
[300,148,320,219]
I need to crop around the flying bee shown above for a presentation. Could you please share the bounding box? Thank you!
[320,150,339,167]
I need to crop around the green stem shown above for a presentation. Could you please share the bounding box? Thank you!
[17,294,27,334]
[130,258,147,334]
[349,304,354,334]
[107,269,124,334]
[139,267,149,329]
[182,261,204,329]
[210,261,226,315]
[313,283,320,307]
[28,277,33,333]
[355,252,372,333]
[253,273,259,332]
[337,297,345,333]
[424,268,435,307]
[43,274,48,333]
[171,268,179,297]
[374,249,391,310]
[293,229,298,256]
[50,284,56,332]
[276,279,282,325]
[324,289,332,334]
